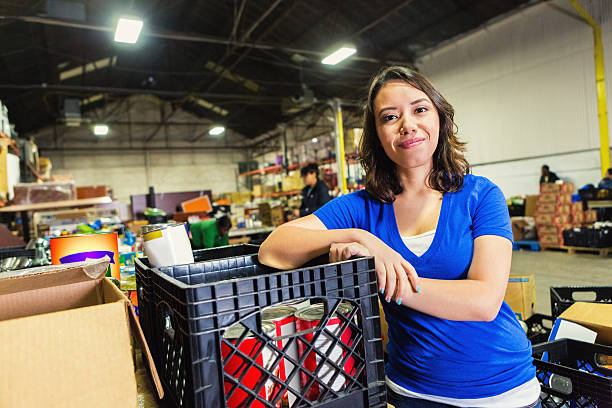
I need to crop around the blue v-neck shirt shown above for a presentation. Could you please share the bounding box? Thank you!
[314,174,534,399]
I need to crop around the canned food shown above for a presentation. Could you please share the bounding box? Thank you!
[142,223,193,268]
[262,305,300,407]
[222,322,280,408]
[295,303,356,401]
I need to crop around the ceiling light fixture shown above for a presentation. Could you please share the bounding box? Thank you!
[209,126,225,136]
[114,17,143,44]
[312,137,318,143]
[93,124,109,136]
[321,46,356,65]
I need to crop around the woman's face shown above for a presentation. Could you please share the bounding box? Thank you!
[373,80,440,171]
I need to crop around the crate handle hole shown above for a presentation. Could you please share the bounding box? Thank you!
[549,374,572,395]
[160,304,176,342]
[596,353,612,370]
[571,291,597,301]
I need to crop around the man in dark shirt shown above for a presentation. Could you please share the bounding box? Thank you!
[299,163,331,217]
[540,165,559,184]
[599,168,612,189]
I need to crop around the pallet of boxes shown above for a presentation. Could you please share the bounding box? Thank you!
[535,182,577,249]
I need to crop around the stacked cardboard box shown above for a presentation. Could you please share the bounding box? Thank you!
[536,182,575,247]
[258,202,285,226]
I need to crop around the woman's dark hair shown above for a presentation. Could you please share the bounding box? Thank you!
[217,215,232,230]
[359,66,470,203]
[300,162,319,178]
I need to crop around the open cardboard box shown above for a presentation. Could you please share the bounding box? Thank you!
[0,260,163,408]
[559,302,612,346]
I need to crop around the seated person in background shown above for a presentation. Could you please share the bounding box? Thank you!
[190,215,232,249]
[598,168,612,189]
[298,162,331,217]
[540,164,559,184]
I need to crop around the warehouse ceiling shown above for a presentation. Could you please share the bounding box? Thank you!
[0,0,534,140]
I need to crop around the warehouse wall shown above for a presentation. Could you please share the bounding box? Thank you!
[32,95,248,202]
[418,0,612,197]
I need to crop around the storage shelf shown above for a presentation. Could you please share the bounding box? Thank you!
[237,153,359,177]
[0,131,19,156]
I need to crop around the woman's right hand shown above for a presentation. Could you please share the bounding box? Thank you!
[330,232,420,305]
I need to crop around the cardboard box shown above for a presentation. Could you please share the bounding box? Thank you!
[536,193,558,205]
[0,260,162,407]
[535,214,554,225]
[559,302,612,345]
[557,194,573,205]
[540,182,575,194]
[585,210,598,223]
[570,202,583,213]
[555,205,571,215]
[572,211,585,225]
[511,217,535,241]
[379,299,389,353]
[539,233,562,246]
[535,202,556,214]
[524,195,538,217]
[252,184,263,197]
[553,214,570,226]
[504,275,535,320]
[76,185,108,199]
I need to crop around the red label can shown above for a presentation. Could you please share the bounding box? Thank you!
[294,303,356,401]
[222,321,278,408]
[262,305,300,407]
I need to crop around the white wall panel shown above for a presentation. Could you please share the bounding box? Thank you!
[418,0,612,196]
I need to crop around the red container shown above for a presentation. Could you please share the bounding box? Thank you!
[222,322,278,408]
[262,305,300,407]
[295,303,356,401]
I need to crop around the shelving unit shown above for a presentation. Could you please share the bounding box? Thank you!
[0,131,19,156]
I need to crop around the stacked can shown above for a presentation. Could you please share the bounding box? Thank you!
[262,305,301,407]
[295,303,356,401]
[222,321,278,408]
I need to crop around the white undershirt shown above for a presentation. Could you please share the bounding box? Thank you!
[394,230,541,406]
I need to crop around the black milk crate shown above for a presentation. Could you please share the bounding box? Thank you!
[0,246,34,260]
[525,314,553,345]
[149,253,386,408]
[532,339,612,408]
[135,244,260,364]
[550,286,612,320]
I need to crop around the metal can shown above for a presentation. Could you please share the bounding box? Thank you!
[294,303,356,401]
[262,305,300,407]
[222,321,279,408]
[142,223,193,268]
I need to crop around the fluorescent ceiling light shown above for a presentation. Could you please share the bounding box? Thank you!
[93,124,109,136]
[209,126,225,136]
[321,46,356,65]
[312,137,318,143]
[114,17,143,44]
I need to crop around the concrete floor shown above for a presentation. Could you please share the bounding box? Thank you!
[510,249,611,315]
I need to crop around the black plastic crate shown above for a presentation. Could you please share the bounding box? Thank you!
[525,314,554,345]
[533,339,612,407]
[0,246,34,260]
[550,286,612,319]
[149,253,386,408]
[135,244,260,364]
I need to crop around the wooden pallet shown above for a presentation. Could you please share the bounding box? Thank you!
[541,245,611,257]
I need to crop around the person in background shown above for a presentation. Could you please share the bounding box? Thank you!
[540,165,559,184]
[298,162,331,217]
[190,215,232,249]
[259,66,540,407]
[598,168,612,189]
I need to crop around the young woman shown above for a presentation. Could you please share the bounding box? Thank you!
[259,66,540,408]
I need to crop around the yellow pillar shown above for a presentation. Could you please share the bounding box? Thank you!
[333,99,348,194]
[569,0,610,177]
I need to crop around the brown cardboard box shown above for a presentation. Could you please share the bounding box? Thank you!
[504,275,535,320]
[572,211,585,225]
[557,194,573,205]
[0,260,162,407]
[511,218,529,241]
[555,205,571,215]
[524,195,538,217]
[585,210,598,223]
[536,193,558,205]
[252,184,263,197]
[570,202,583,213]
[76,185,109,199]
[553,214,570,226]
[540,182,575,194]
[539,233,562,246]
[535,202,556,214]
[270,205,285,226]
[535,214,554,225]
[559,302,612,345]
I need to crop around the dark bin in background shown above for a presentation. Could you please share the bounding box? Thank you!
[135,244,260,365]
[140,247,386,408]
[532,339,612,408]
[524,314,554,345]
[550,286,612,319]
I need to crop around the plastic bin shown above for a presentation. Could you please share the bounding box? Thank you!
[532,339,612,407]
[147,252,386,408]
[135,244,260,364]
[550,286,612,319]
[525,314,553,345]
[0,246,35,260]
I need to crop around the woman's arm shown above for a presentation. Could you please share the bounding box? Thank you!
[394,235,512,321]
[258,215,420,295]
